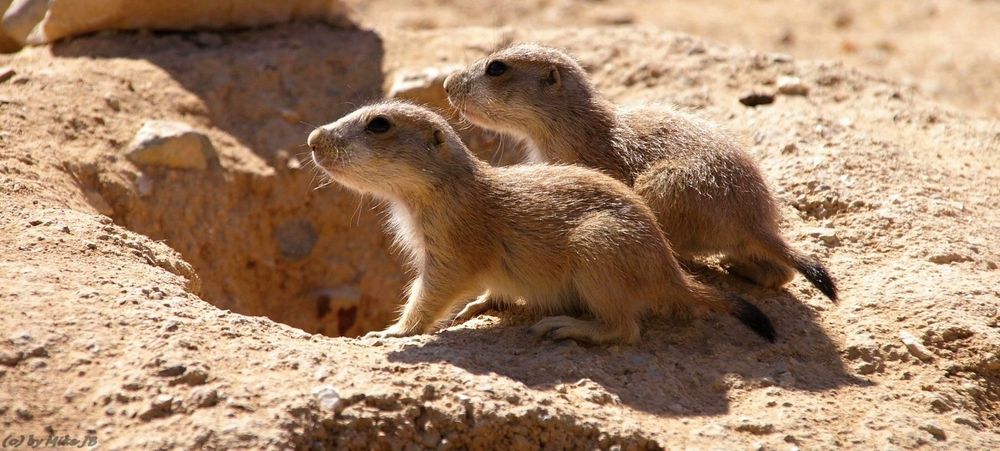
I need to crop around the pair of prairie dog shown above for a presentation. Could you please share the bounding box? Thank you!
[308,100,774,344]
[443,44,837,302]
[307,43,836,344]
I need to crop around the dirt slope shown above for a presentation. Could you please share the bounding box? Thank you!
[1,23,998,449]
[347,0,1000,119]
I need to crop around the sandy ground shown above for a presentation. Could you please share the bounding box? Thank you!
[347,0,1000,119]
[1,4,999,450]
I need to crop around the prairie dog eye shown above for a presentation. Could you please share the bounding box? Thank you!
[366,116,391,134]
[485,60,508,77]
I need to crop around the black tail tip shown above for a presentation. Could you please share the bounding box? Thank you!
[796,259,839,302]
[729,295,776,342]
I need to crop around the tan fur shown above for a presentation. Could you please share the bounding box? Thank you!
[307,100,768,344]
[444,44,837,297]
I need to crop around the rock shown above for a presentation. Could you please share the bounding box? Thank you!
[920,422,946,441]
[777,76,809,96]
[388,66,460,111]
[26,345,47,358]
[15,407,32,420]
[899,332,935,362]
[739,92,776,107]
[157,364,187,377]
[928,253,972,264]
[104,94,121,112]
[804,227,839,246]
[0,350,23,366]
[732,418,775,435]
[189,387,219,408]
[0,67,15,84]
[139,394,175,421]
[2,0,353,46]
[171,366,209,386]
[125,120,217,170]
[311,385,343,412]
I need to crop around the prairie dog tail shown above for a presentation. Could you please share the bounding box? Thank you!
[691,284,776,342]
[750,233,839,302]
[788,251,838,301]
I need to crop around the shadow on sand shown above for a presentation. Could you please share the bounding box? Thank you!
[388,265,866,417]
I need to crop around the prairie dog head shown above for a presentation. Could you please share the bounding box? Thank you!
[307,101,472,199]
[443,44,597,136]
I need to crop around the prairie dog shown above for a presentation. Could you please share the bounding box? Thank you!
[306,100,774,344]
[444,44,838,301]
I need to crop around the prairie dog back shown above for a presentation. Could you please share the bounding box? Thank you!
[307,100,775,344]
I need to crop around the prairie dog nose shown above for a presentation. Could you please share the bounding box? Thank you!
[307,128,325,149]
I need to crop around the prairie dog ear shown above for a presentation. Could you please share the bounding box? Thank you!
[546,65,562,88]
[432,129,446,147]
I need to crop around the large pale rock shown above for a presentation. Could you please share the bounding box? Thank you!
[388,66,461,111]
[125,120,216,170]
[1,0,351,46]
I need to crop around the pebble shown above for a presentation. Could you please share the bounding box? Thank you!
[920,422,946,440]
[0,351,23,366]
[804,227,839,246]
[311,385,343,412]
[104,94,121,112]
[0,67,15,84]
[739,92,776,107]
[126,120,217,170]
[777,76,809,96]
[899,332,935,362]
[928,253,972,265]
[15,407,32,420]
[172,367,209,386]
[189,387,219,408]
[139,394,175,421]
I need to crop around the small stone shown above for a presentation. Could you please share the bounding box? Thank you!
[172,367,209,386]
[312,385,343,412]
[157,365,187,377]
[104,95,121,112]
[189,387,219,408]
[899,332,935,362]
[804,227,839,246]
[920,422,946,440]
[15,407,32,420]
[125,120,217,170]
[928,253,972,264]
[777,76,809,96]
[0,67,15,84]
[0,351,23,367]
[733,419,776,435]
[314,367,331,382]
[781,143,798,154]
[856,362,880,375]
[739,92,776,107]
[139,394,175,421]
[954,416,980,429]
